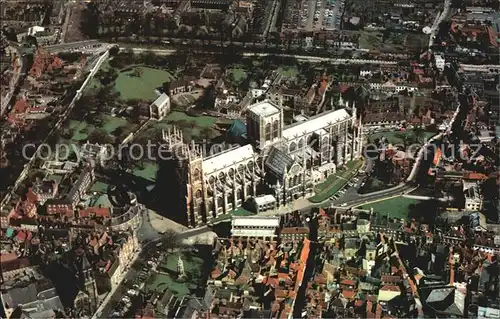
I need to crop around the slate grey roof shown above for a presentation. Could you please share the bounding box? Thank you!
[426,288,454,303]
[426,287,465,316]
[2,283,38,307]
[265,147,295,180]
[175,296,210,319]
[2,281,64,317]
[345,238,358,249]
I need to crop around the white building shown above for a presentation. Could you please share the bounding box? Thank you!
[150,93,170,120]
[434,54,445,71]
[231,216,280,240]
[163,99,363,227]
[81,142,110,167]
[463,181,483,211]
[251,194,277,213]
[369,81,418,93]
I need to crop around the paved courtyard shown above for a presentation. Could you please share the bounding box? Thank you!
[149,210,188,234]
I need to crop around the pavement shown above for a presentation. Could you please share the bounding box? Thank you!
[148,210,188,235]
[0,44,24,117]
[306,0,316,30]
[60,2,72,43]
[121,47,398,65]
[332,183,416,208]
[428,0,451,49]
[181,231,218,246]
[45,40,109,53]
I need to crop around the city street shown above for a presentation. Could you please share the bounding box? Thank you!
[121,46,398,65]
[1,43,24,117]
[94,216,215,318]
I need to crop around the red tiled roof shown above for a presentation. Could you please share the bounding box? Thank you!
[295,238,310,290]
[79,207,111,218]
[486,26,498,47]
[275,289,288,299]
[314,274,326,285]
[380,285,401,292]
[464,172,488,180]
[339,85,351,93]
[26,188,39,203]
[340,279,356,286]
[281,227,309,235]
[266,277,279,288]
[16,230,27,242]
[342,289,356,299]
[278,272,291,282]
[381,275,402,283]
[13,99,29,114]
[47,203,74,217]
[0,252,18,263]
[211,268,221,279]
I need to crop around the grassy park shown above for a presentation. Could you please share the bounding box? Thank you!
[357,196,421,220]
[309,159,364,203]
[136,111,231,143]
[132,162,159,183]
[66,115,135,142]
[114,67,173,101]
[278,66,299,77]
[87,61,174,101]
[145,251,204,297]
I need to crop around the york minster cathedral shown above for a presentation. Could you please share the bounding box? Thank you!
[163,99,363,227]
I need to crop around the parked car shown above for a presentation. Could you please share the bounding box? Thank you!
[127,289,139,296]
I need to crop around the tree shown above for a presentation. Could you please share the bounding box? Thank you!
[413,126,425,143]
[160,229,181,252]
[109,45,120,56]
[199,127,214,140]
[80,2,100,38]
[88,128,114,144]
[139,50,157,66]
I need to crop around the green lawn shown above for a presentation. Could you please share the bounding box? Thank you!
[86,63,173,101]
[68,120,90,141]
[137,111,227,142]
[66,115,135,143]
[90,181,109,193]
[356,196,421,220]
[209,207,255,224]
[358,31,405,52]
[228,67,246,84]
[115,67,173,101]
[146,251,204,297]
[89,194,114,208]
[359,31,383,50]
[101,115,130,133]
[232,207,254,216]
[278,66,299,77]
[309,159,364,203]
[132,162,159,182]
